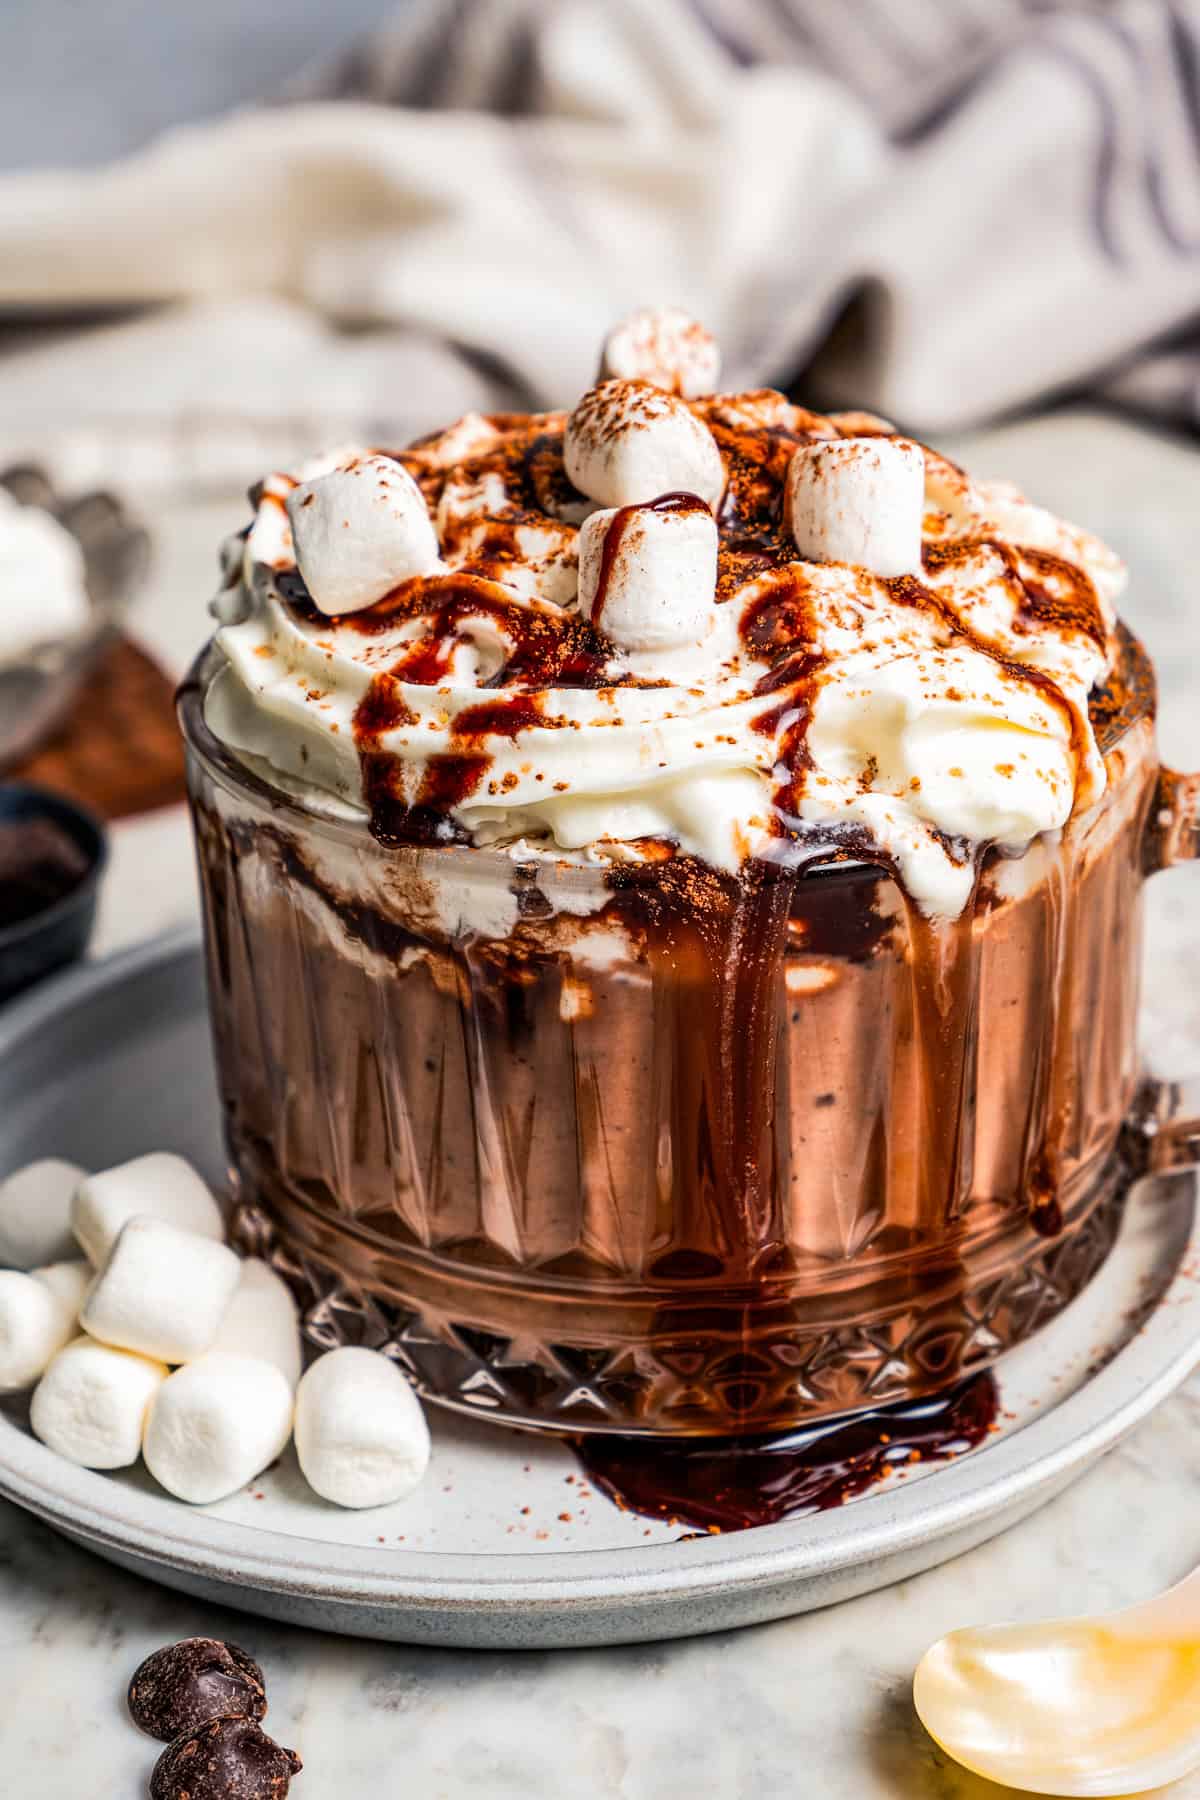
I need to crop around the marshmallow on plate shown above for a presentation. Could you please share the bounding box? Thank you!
[143,1353,294,1505]
[578,497,719,651]
[0,1157,83,1269]
[598,306,721,398]
[786,436,925,577]
[71,1152,224,1268]
[31,1337,167,1469]
[564,381,725,512]
[80,1217,241,1364]
[0,1268,80,1391]
[32,1258,91,1319]
[196,1258,302,1390]
[286,454,441,616]
[294,1346,431,1510]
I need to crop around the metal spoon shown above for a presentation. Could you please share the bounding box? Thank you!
[913,1568,1200,1795]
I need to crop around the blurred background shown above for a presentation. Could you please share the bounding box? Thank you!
[0,2,387,170]
[3,0,1199,482]
[0,0,1197,1044]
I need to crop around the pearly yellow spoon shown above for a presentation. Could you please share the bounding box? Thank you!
[913,1570,1200,1795]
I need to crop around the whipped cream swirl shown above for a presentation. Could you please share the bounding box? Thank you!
[207,352,1125,919]
[0,486,91,664]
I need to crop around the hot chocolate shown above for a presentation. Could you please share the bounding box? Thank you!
[182,309,1173,1436]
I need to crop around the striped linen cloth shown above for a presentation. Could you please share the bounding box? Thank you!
[0,0,1197,479]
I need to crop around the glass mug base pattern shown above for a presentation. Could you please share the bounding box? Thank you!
[180,629,1196,1436]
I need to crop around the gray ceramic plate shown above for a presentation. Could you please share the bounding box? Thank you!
[0,932,1197,1649]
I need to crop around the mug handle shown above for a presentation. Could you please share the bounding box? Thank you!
[1145,767,1200,874]
[1139,766,1200,1169]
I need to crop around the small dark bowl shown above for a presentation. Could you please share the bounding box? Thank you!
[0,784,108,1004]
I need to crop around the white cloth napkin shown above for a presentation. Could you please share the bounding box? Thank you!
[0,0,1197,489]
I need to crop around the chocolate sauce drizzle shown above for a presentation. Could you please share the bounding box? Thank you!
[575,1370,999,1532]
[590,490,711,626]
[262,407,1123,872]
[340,564,622,842]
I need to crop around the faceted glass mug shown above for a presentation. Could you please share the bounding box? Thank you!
[179,630,1199,1436]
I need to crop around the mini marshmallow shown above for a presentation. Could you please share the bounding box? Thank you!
[598,306,721,398]
[786,436,925,578]
[143,1353,294,1505]
[32,1258,91,1320]
[198,1258,302,1390]
[578,497,719,652]
[31,1336,167,1469]
[80,1218,241,1364]
[564,380,725,512]
[71,1152,224,1268]
[294,1346,431,1510]
[286,454,441,616]
[0,1158,83,1269]
[296,441,370,482]
[0,1269,78,1392]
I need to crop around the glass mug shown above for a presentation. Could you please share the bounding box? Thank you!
[179,627,1198,1436]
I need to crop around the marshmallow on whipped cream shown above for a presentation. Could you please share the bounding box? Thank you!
[787,437,925,577]
[287,453,442,615]
[206,312,1127,919]
[564,379,725,511]
[578,494,719,651]
[598,305,721,397]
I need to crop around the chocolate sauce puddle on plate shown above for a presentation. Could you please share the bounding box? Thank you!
[574,1371,999,1533]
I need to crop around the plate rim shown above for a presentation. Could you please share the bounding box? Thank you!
[1,932,1198,1620]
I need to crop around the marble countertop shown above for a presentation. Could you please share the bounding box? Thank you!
[6,406,1200,1798]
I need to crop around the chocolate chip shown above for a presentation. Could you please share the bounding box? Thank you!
[150,1717,302,1800]
[128,1638,268,1742]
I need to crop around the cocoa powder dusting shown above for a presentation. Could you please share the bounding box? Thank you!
[281,403,1132,907]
